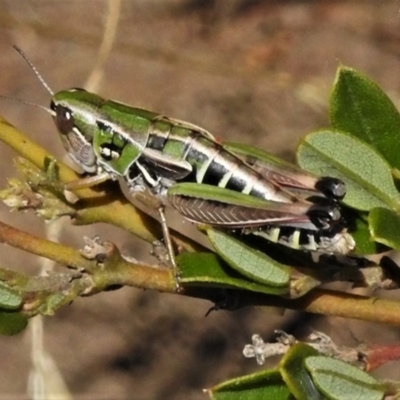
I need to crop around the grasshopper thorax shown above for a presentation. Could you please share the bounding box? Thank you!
[50,88,105,173]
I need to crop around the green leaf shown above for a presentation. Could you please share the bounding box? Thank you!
[297,130,400,212]
[350,215,381,255]
[369,207,400,251]
[0,311,28,335]
[206,228,291,287]
[280,344,323,400]
[330,66,400,171]
[176,252,289,296]
[208,368,291,400]
[0,282,23,310]
[305,356,385,400]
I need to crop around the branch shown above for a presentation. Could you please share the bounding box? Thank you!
[1,115,400,328]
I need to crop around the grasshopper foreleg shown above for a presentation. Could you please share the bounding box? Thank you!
[40,160,112,201]
[63,171,112,191]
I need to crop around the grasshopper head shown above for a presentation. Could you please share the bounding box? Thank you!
[50,88,105,173]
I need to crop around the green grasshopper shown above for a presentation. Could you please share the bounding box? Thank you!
[10,46,354,272]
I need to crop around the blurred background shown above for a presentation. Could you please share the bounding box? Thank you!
[0,1,399,399]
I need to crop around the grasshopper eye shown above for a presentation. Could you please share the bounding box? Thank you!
[51,103,75,135]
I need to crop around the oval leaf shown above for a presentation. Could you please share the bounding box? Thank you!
[280,343,323,400]
[177,252,289,296]
[330,66,400,171]
[369,207,400,251]
[305,356,385,400]
[208,368,290,400]
[206,228,291,288]
[350,216,382,255]
[0,282,23,310]
[0,311,28,335]
[297,130,400,212]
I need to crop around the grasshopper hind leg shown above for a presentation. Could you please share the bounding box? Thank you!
[156,204,181,290]
[132,188,181,291]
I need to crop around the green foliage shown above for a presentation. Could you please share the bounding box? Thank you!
[369,207,400,251]
[206,228,290,288]
[305,356,384,400]
[0,311,28,335]
[177,251,289,296]
[209,65,400,398]
[0,281,23,310]
[209,368,291,400]
[0,60,400,398]
[297,65,400,254]
[330,66,400,171]
[298,130,400,212]
[209,344,386,400]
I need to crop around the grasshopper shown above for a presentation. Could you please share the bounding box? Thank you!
[9,47,354,276]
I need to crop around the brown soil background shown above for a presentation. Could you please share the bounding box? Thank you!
[0,1,399,399]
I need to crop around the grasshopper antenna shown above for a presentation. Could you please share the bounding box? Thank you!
[13,45,54,96]
[0,95,53,116]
